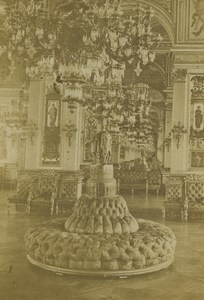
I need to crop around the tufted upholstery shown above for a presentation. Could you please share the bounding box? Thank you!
[163,176,184,221]
[64,194,139,234]
[17,173,32,201]
[3,164,17,189]
[25,218,176,272]
[147,171,162,194]
[184,174,204,221]
[164,173,204,221]
[28,170,60,216]
[117,160,162,195]
[119,169,148,194]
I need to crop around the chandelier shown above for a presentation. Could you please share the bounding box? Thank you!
[6,0,162,84]
[5,0,161,158]
[83,82,154,160]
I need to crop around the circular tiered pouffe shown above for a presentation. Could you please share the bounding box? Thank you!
[25,164,176,277]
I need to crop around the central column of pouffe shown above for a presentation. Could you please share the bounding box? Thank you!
[25,164,176,276]
[64,164,139,234]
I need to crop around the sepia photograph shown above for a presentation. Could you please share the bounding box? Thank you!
[0,0,204,299]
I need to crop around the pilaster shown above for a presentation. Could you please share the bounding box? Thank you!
[163,88,173,169]
[61,103,82,171]
[25,78,45,169]
[171,69,188,173]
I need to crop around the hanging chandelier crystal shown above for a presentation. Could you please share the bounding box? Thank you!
[5,0,161,150]
[6,0,162,83]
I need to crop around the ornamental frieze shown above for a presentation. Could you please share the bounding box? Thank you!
[175,52,204,64]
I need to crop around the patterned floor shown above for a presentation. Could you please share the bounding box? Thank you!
[0,190,204,300]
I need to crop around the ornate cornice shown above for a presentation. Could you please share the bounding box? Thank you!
[172,69,187,83]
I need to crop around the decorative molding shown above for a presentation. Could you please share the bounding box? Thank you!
[184,173,204,182]
[165,102,173,110]
[152,0,172,13]
[177,0,186,43]
[125,0,172,14]
[171,69,187,82]
[174,51,204,64]
[166,176,184,185]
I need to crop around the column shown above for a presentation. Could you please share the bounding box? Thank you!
[61,103,82,171]
[60,103,83,200]
[25,77,45,169]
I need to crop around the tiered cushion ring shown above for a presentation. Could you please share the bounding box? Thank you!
[25,195,176,277]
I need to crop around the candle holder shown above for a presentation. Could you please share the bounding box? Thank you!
[171,122,187,149]
[163,132,172,152]
[62,122,77,147]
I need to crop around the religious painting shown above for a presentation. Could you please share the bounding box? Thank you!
[42,96,61,165]
[189,0,204,40]
[193,103,204,131]
[47,100,60,128]
[191,151,204,168]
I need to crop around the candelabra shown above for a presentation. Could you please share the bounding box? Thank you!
[62,122,77,147]
[171,122,187,149]
[19,120,38,144]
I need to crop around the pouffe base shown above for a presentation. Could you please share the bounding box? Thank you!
[25,218,176,277]
[27,254,174,277]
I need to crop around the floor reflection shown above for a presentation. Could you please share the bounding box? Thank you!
[0,190,204,300]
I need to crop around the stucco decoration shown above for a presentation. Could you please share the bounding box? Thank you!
[172,69,187,83]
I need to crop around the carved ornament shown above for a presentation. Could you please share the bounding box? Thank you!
[166,176,184,184]
[171,69,187,82]
[184,173,204,182]
[191,75,204,99]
